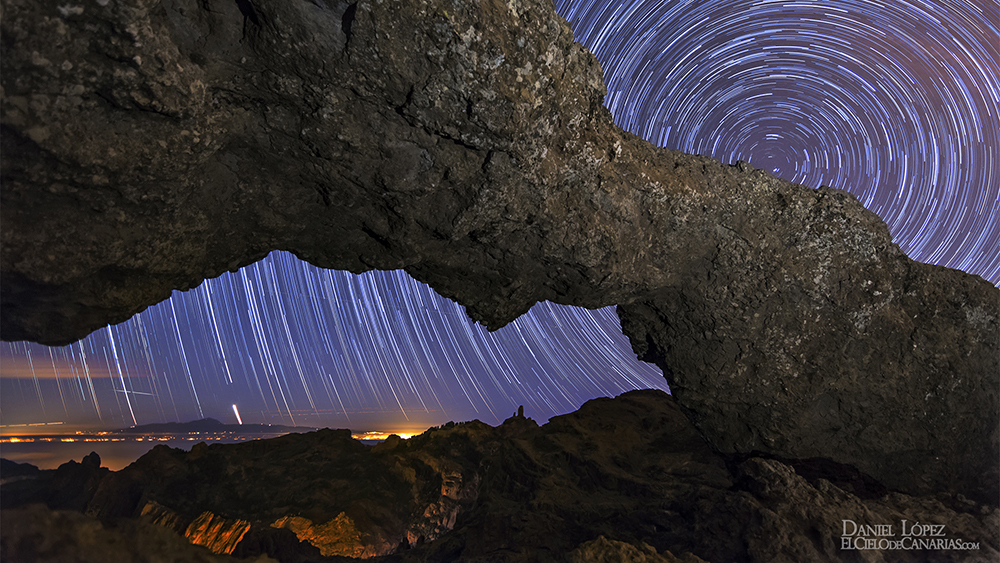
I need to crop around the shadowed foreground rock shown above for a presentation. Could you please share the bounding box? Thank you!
[0,504,277,563]
[2,391,997,563]
[1,0,996,504]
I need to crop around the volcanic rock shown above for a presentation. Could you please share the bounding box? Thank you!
[568,536,708,563]
[392,390,999,562]
[0,452,109,511]
[82,424,490,556]
[0,459,41,485]
[1,0,996,505]
[0,503,276,563]
[3,390,997,562]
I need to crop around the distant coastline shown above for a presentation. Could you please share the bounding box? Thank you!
[0,419,413,471]
[111,417,315,435]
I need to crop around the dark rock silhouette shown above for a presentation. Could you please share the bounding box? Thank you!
[1,0,996,505]
[2,391,997,562]
[1,503,275,563]
[396,391,999,562]
[0,452,109,512]
[0,459,41,483]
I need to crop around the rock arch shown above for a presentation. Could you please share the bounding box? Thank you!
[2,0,996,503]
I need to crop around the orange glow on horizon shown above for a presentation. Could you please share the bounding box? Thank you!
[351,431,414,441]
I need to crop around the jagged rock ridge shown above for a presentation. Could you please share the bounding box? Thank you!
[1,0,996,504]
[2,391,997,562]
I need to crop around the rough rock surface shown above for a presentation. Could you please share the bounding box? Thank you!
[1,0,997,504]
[567,536,709,563]
[2,391,997,562]
[78,425,487,556]
[394,391,998,563]
[0,452,109,511]
[0,504,276,563]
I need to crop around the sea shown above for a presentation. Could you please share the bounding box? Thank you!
[0,430,395,471]
[0,435,281,471]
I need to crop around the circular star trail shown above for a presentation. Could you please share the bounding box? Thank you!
[2,0,997,432]
[558,0,1000,281]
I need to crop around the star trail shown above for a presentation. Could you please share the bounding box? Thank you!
[2,0,998,433]
[558,0,999,278]
[1,255,665,431]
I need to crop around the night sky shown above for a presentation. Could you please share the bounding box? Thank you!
[2,0,997,433]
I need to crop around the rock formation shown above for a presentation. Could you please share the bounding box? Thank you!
[2,391,997,562]
[185,511,254,555]
[568,536,709,563]
[0,452,109,512]
[1,0,996,505]
[76,424,489,556]
[1,503,276,563]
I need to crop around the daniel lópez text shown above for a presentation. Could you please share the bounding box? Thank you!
[841,519,981,551]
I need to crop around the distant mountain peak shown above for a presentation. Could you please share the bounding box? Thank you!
[116,419,313,435]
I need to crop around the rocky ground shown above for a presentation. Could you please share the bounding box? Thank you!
[3,390,996,562]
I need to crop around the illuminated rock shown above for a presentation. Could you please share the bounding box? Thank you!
[271,513,367,558]
[184,511,252,555]
[407,470,479,546]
